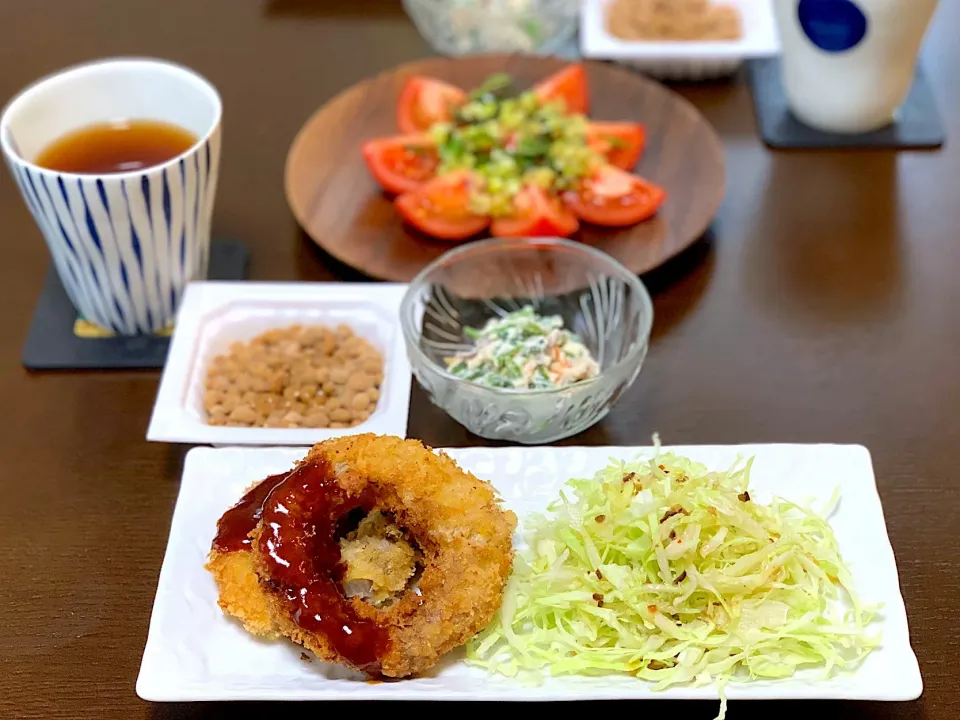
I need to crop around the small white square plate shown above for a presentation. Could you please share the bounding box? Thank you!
[582,0,780,80]
[146,282,412,445]
[138,444,921,702]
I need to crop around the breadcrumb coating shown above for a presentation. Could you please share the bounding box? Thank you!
[206,434,516,678]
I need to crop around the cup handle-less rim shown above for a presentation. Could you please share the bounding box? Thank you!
[0,56,222,176]
[1,124,22,157]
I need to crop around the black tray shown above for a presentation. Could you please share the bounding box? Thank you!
[22,239,250,370]
[747,57,945,150]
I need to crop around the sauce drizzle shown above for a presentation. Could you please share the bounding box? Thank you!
[212,471,292,553]
[257,460,388,672]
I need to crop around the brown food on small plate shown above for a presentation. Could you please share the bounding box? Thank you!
[607,0,742,42]
[203,324,383,429]
[206,434,517,678]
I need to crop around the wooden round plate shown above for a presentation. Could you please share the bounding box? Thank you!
[286,55,724,281]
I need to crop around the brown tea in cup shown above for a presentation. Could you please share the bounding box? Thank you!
[34,118,196,174]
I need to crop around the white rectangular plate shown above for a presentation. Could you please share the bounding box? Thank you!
[146,282,412,445]
[138,444,921,702]
[581,0,780,79]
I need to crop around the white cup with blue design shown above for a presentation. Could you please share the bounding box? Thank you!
[775,0,939,133]
[0,58,221,335]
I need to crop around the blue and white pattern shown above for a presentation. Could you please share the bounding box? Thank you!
[6,129,220,335]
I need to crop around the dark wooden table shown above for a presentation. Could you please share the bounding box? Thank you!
[1,2,958,719]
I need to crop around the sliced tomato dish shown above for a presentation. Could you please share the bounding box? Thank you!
[565,164,667,227]
[362,134,439,195]
[585,122,646,171]
[360,64,667,241]
[491,186,579,238]
[397,76,468,134]
[532,64,589,115]
[394,171,490,241]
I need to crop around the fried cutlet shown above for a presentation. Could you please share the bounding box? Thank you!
[206,434,516,677]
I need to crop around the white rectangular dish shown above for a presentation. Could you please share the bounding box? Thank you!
[581,0,780,80]
[138,443,921,702]
[146,282,412,445]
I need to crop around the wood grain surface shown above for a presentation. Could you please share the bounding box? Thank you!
[285,55,725,281]
[1,1,959,719]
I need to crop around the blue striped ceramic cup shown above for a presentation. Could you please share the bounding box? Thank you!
[1,58,222,335]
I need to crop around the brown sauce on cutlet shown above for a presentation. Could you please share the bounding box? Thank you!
[212,472,293,553]
[257,459,389,673]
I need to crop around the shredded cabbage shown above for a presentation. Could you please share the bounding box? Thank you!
[467,444,881,719]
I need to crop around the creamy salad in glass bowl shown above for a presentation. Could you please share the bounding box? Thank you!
[403,0,581,56]
[400,237,653,444]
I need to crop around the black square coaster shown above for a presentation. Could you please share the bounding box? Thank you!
[22,238,250,371]
[747,57,945,150]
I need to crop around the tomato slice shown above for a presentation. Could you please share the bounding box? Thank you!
[585,122,646,171]
[396,76,468,134]
[532,64,589,115]
[491,186,579,238]
[566,165,666,227]
[395,171,490,241]
[362,134,439,195]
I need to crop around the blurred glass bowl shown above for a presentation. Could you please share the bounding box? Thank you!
[403,0,580,56]
[400,238,653,444]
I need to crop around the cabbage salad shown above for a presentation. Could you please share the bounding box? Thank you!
[467,444,880,719]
